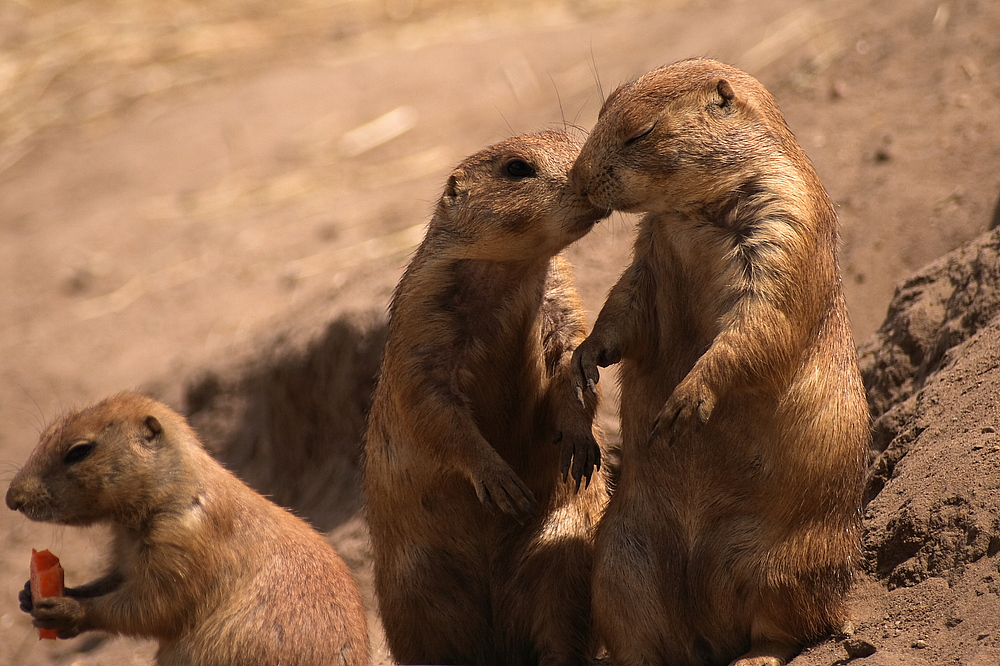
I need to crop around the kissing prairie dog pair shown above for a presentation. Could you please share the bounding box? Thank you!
[364,130,608,666]
[6,392,369,666]
[572,59,869,666]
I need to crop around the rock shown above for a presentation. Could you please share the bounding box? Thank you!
[844,637,877,658]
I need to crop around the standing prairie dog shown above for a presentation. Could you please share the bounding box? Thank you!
[6,392,369,666]
[571,59,869,666]
[364,130,608,666]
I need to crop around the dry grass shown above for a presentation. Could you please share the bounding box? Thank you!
[0,0,642,176]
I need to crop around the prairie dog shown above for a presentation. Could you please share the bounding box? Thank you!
[6,392,369,666]
[571,59,869,666]
[364,130,608,666]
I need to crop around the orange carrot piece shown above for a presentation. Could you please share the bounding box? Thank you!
[30,549,64,640]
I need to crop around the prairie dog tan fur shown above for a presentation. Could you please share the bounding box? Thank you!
[364,130,608,666]
[6,392,369,666]
[571,59,869,666]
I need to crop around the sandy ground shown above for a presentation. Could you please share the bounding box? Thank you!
[1,0,999,664]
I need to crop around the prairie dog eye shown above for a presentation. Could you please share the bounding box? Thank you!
[503,159,536,179]
[64,441,95,465]
[625,122,657,146]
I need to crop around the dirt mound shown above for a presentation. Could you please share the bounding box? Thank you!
[861,229,1000,422]
[795,229,1000,665]
[860,229,1000,590]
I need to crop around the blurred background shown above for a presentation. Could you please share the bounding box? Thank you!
[1,0,998,663]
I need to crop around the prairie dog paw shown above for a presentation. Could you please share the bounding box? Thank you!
[31,596,86,639]
[559,428,601,491]
[649,377,716,445]
[571,338,619,402]
[18,580,33,613]
[473,461,536,521]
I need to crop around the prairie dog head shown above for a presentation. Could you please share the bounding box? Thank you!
[572,59,799,214]
[435,130,607,260]
[6,392,197,528]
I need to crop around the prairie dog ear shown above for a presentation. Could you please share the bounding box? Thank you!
[143,416,163,443]
[444,168,468,199]
[715,79,736,108]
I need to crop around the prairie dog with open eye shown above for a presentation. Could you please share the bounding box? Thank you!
[6,391,369,666]
[364,130,609,666]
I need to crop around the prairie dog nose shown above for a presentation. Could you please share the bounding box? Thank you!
[6,483,26,512]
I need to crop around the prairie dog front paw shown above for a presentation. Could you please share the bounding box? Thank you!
[472,459,536,521]
[649,375,716,445]
[30,596,86,639]
[572,337,620,403]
